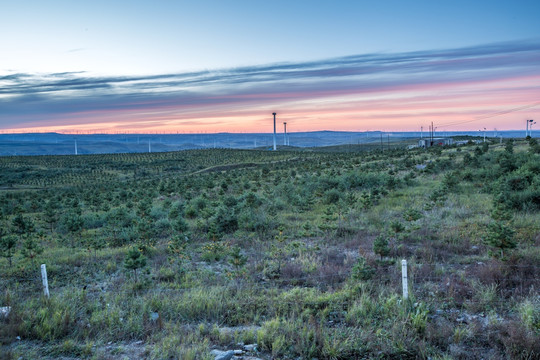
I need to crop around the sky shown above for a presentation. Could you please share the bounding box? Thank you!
[1,0,540,133]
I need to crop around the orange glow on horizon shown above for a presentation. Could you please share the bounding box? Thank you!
[3,74,540,134]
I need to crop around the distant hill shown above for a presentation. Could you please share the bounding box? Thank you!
[0,130,533,156]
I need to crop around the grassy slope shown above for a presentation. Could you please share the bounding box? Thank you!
[0,141,539,359]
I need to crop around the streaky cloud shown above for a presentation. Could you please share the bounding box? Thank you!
[1,40,540,131]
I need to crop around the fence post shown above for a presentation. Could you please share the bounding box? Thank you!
[41,264,50,298]
[401,259,408,300]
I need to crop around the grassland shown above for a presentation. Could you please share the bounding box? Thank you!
[0,139,539,359]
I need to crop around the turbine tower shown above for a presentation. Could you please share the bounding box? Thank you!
[272,112,277,151]
[283,122,287,146]
[526,119,534,137]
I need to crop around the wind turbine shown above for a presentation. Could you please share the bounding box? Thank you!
[272,113,277,151]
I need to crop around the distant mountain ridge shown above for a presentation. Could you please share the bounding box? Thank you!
[0,130,533,156]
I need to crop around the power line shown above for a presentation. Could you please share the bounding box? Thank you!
[437,101,540,128]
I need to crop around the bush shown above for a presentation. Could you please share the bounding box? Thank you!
[485,222,516,258]
[351,257,374,281]
[324,189,342,205]
[212,206,238,234]
[373,235,390,259]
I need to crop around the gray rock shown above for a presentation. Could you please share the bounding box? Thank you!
[211,350,234,360]
[244,344,258,352]
[0,306,11,318]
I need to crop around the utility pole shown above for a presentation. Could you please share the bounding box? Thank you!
[431,122,434,146]
[283,122,287,146]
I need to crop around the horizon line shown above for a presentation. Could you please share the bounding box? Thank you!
[0,129,536,136]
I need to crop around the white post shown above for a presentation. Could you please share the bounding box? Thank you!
[41,264,50,298]
[401,259,408,300]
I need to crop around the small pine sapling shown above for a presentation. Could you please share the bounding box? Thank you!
[273,226,287,272]
[486,199,516,258]
[207,222,220,242]
[167,234,190,273]
[373,234,390,260]
[85,232,106,260]
[0,234,18,267]
[229,246,247,269]
[21,237,43,265]
[124,246,147,282]
[485,221,516,258]
[352,257,374,281]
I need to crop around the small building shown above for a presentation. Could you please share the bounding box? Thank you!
[418,138,453,148]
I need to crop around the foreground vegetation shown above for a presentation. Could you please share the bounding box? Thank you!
[1,138,539,359]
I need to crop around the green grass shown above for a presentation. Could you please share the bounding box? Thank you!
[1,140,539,359]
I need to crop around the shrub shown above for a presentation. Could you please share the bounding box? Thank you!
[324,188,342,205]
[485,222,516,258]
[0,234,17,267]
[212,206,238,234]
[373,234,390,259]
[403,209,422,222]
[124,247,147,281]
[351,257,374,281]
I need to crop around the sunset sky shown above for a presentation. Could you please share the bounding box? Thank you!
[1,1,540,134]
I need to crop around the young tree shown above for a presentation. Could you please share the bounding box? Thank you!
[485,222,516,258]
[63,213,83,247]
[21,236,43,265]
[136,217,155,249]
[43,199,59,232]
[124,247,147,282]
[167,234,189,262]
[84,232,106,260]
[207,221,220,242]
[272,226,287,272]
[373,234,390,260]
[352,256,374,281]
[12,213,34,237]
[172,217,189,234]
[229,246,247,269]
[505,139,514,154]
[0,233,18,267]
[11,214,39,264]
